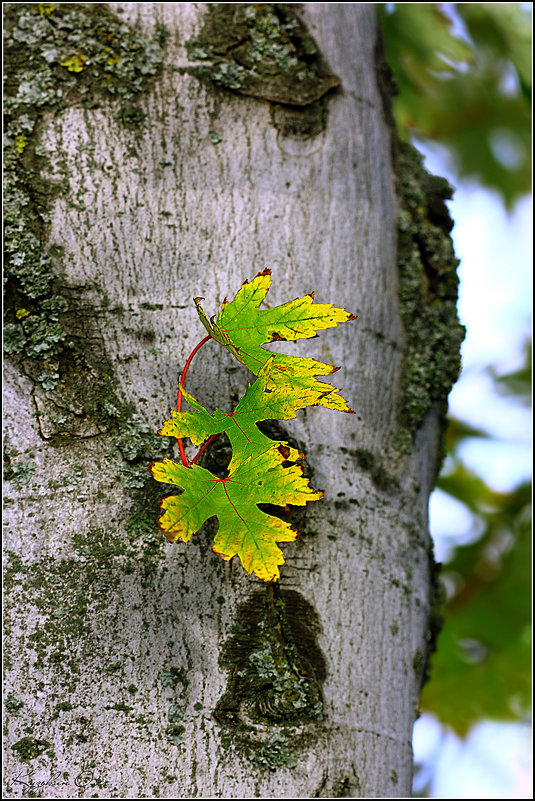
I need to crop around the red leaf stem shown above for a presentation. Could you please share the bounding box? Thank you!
[176,334,212,467]
[191,434,219,465]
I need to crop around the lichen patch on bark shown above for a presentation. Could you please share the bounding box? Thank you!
[215,585,326,769]
[186,3,340,140]
[393,141,465,453]
[374,33,465,457]
[3,2,165,442]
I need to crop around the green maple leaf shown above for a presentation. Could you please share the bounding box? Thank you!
[160,356,331,471]
[150,444,323,582]
[194,269,356,413]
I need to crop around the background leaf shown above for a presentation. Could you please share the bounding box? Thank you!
[420,477,531,734]
[421,339,532,734]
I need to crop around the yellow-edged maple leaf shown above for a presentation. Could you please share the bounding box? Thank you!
[160,356,331,471]
[194,269,356,413]
[150,444,323,582]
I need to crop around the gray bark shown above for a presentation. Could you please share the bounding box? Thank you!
[4,3,438,797]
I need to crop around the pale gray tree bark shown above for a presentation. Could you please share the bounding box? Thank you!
[4,3,447,797]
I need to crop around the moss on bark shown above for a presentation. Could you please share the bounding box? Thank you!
[374,32,465,456]
[394,142,465,450]
[3,2,165,442]
[215,585,326,769]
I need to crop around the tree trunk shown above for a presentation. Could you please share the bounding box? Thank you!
[4,3,458,797]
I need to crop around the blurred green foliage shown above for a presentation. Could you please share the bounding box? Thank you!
[490,340,532,406]
[380,1,532,739]
[421,342,532,735]
[422,474,531,734]
[379,3,532,208]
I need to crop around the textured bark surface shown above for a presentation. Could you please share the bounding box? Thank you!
[4,4,439,797]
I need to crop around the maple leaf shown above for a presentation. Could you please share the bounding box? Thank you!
[149,445,323,582]
[194,269,356,413]
[160,356,330,471]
